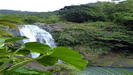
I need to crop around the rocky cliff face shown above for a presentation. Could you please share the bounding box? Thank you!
[10,28,24,44]
[33,23,70,32]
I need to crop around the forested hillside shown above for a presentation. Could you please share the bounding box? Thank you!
[56,0,133,53]
[0,9,37,14]
[54,0,133,67]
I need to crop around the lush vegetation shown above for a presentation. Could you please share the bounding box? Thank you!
[58,5,106,23]
[58,0,133,25]
[55,0,133,55]
[0,0,133,74]
[53,0,133,67]
[0,11,60,24]
[53,22,132,56]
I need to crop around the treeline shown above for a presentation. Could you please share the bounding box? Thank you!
[0,10,60,24]
[58,0,133,26]
[0,9,45,14]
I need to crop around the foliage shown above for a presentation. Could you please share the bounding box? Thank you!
[23,16,39,24]
[58,0,133,23]
[0,14,23,25]
[114,0,133,13]
[40,18,60,24]
[53,22,133,55]
[93,2,116,15]
[59,5,106,23]
[0,37,87,75]
[110,12,133,30]
[0,11,61,24]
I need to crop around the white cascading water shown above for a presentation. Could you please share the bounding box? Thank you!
[19,25,56,58]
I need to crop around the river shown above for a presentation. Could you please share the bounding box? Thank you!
[82,66,133,75]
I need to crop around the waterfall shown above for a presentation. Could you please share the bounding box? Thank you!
[19,25,56,58]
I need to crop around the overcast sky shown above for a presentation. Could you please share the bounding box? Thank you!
[0,0,120,12]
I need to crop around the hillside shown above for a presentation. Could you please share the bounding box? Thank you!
[0,9,44,14]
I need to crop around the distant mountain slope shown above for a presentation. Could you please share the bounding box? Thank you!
[0,9,44,14]
[86,2,98,5]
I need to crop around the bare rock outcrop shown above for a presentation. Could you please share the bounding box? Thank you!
[33,23,70,32]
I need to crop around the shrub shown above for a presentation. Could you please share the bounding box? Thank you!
[23,18,37,24]
[40,18,60,24]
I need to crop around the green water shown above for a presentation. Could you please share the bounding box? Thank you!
[82,66,133,75]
